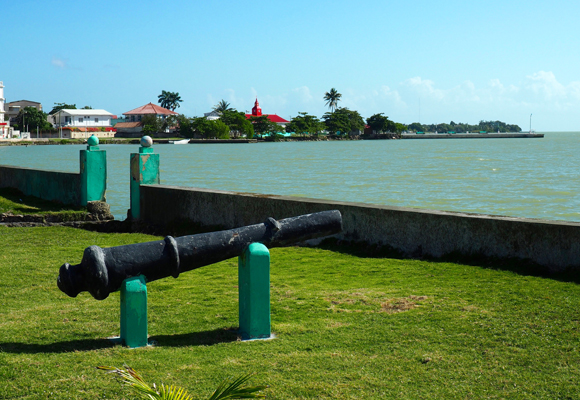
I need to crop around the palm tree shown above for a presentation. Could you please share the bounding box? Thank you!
[158,91,182,111]
[323,88,342,112]
[213,99,233,113]
[99,365,267,399]
[158,90,171,109]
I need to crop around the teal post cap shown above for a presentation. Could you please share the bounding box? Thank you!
[87,134,99,150]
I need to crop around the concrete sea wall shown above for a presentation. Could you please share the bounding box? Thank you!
[0,165,81,205]
[140,185,580,273]
[141,185,580,272]
[402,133,544,139]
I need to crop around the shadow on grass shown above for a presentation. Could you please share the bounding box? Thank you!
[0,329,238,354]
[316,238,580,285]
[0,338,116,354]
[150,327,239,347]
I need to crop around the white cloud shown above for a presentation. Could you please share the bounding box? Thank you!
[204,72,580,129]
[525,71,566,100]
[51,57,67,69]
[292,86,313,103]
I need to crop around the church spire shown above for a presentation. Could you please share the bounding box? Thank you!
[251,97,262,116]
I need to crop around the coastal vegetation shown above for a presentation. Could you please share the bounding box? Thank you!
[0,226,578,398]
[285,112,325,137]
[408,120,522,133]
[322,107,365,136]
[3,88,525,141]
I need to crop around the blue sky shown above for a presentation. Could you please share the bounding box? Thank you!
[2,0,580,131]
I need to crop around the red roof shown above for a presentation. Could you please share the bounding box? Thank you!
[245,114,289,123]
[115,122,143,128]
[124,102,178,116]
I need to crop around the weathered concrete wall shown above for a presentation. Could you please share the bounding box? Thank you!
[140,185,580,272]
[0,165,81,205]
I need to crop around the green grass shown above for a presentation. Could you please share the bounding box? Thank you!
[0,226,579,399]
[0,188,87,220]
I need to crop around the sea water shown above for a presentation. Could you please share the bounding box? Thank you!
[0,132,578,222]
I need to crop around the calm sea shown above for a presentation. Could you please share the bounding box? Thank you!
[1,132,579,222]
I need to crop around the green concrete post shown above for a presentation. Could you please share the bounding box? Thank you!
[130,136,159,219]
[120,275,148,348]
[80,135,107,206]
[238,243,271,340]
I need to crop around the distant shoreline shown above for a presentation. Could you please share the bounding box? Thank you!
[401,132,544,139]
[0,132,546,146]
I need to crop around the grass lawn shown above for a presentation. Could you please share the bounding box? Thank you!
[0,226,579,399]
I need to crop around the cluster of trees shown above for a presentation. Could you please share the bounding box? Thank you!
[11,107,52,131]
[408,120,522,133]
[176,111,254,139]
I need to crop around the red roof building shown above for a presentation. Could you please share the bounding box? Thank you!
[123,102,178,122]
[245,98,288,125]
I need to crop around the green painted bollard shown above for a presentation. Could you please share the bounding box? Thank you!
[238,243,271,340]
[80,135,107,206]
[130,136,159,219]
[120,275,148,348]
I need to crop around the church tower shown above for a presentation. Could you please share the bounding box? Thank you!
[0,81,5,123]
[251,98,262,116]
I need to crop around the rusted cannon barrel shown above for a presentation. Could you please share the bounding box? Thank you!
[57,210,342,300]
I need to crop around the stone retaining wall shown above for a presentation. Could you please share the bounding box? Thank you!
[0,165,81,205]
[140,185,580,272]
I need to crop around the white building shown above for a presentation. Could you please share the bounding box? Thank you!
[0,81,5,123]
[51,109,114,128]
[50,109,116,138]
[0,81,14,139]
[203,110,221,120]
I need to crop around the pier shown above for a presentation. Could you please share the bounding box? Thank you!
[402,133,544,139]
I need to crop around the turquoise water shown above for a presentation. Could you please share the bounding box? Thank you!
[1,132,579,222]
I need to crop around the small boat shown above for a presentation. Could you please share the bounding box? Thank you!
[169,139,190,144]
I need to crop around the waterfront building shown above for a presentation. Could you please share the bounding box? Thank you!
[0,81,6,137]
[203,110,221,120]
[115,102,178,137]
[245,98,288,126]
[49,109,116,139]
[0,81,5,124]
[5,100,43,123]
[0,81,15,138]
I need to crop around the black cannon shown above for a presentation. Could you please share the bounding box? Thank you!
[58,210,342,300]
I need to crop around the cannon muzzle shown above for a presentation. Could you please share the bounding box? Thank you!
[57,210,342,300]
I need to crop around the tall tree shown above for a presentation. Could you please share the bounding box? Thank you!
[323,88,342,112]
[285,112,325,137]
[14,107,52,131]
[158,91,182,111]
[141,114,162,135]
[366,113,395,133]
[249,115,281,138]
[220,110,254,138]
[213,100,232,113]
[322,107,364,135]
[189,117,230,139]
